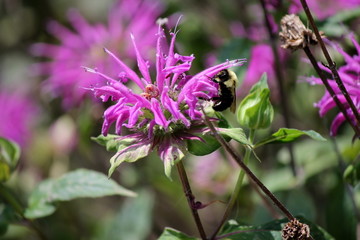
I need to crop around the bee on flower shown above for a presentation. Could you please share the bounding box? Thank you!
[86,24,246,178]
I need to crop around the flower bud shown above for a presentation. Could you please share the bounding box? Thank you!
[237,73,274,129]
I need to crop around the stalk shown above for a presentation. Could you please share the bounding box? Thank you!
[176,161,207,240]
[201,108,295,221]
[210,129,255,239]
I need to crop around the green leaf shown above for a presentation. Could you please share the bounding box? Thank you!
[219,219,280,239]
[0,138,20,182]
[0,203,20,236]
[91,134,136,152]
[95,189,154,240]
[343,163,360,186]
[255,128,326,148]
[237,74,274,130]
[108,142,152,177]
[92,134,152,177]
[218,127,251,146]
[187,134,222,156]
[158,228,199,240]
[219,217,334,240]
[187,112,231,156]
[24,169,136,219]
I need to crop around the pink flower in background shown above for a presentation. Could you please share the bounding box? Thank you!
[190,151,235,195]
[230,4,278,42]
[308,34,360,135]
[87,25,246,178]
[31,0,163,108]
[0,90,38,148]
[239,44,279,99]
[289,0,360,20]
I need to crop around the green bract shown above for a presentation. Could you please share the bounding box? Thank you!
[237,74,274,130]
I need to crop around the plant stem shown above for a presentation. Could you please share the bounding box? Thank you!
[299,0,360,135]
[258,0,297,177]
[176,161,207,240]
[0,184,47,240]
[210,129,255,239]
[303,46,360,137]
[201,108,295,221]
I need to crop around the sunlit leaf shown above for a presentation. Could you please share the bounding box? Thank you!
[108,142,152,177]
[218,127,251,146]
[0,138,20,182]
[158,227,199,240]
[255,128,326,148]
[91,134,136,152]
[24,169,136,219]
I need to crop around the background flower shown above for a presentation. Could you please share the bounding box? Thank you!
[0,89,38,148]
[31,0,163,108]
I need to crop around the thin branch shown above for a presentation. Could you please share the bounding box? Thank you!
[201,108,295,222]
[176,161,207,240]
[300,0,360,136]
[303,46,360,137]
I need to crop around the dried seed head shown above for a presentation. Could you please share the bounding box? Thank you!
[279,14,322,51]
[281,219,311,240]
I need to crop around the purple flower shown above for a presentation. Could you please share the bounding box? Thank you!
[289,0,360,20]
[190,151,236,195]
[0,90,38,148]
[31,0,163,108]
[239,44,285,101]
[307,34,360,136]
[229,4,278,42]
[86,26,246,178]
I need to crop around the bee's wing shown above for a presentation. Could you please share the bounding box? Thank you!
[230,87,236,113]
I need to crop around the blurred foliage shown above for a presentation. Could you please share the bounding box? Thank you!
[0,0,360,239]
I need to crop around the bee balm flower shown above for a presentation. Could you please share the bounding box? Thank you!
[31,0,163,108]
[87,26,246,179]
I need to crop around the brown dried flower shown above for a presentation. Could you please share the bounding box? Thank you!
[282,219,311,240]
[279,14,322,51]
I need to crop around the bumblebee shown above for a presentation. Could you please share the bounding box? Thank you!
[211,69,238,113]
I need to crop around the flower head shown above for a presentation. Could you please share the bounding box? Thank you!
[31,0,163,108]
[87,26,246,178]
[307,34,360,136]
[0,90,38,148]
